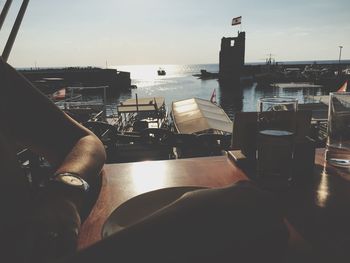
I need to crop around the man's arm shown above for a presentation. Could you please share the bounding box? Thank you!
[0,58,106,262]
[1,58,106,190]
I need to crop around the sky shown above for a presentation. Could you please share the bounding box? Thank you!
[0,0,349,67]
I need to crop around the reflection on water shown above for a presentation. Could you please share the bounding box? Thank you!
[219,80,243,118]
[107,64,327,119]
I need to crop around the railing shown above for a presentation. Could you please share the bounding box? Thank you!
[56,100,105,110]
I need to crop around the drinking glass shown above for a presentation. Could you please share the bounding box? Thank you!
[256,97,298,190]
[326,92,350,168]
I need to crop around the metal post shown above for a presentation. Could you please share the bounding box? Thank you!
[103,86,107,118]
[2,0,30,62]
[0,0,13,31]
[338,46,343,64]
[135,93,139,112]
[153,97,159,128]
[338,46,343,76]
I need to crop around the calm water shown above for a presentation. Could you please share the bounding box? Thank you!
[108,64,327,120]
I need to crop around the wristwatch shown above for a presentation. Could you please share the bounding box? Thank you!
[48,172,90,193]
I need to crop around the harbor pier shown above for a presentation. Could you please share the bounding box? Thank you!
[19,67,131,95]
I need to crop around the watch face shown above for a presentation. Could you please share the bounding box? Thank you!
[51,173,89,192]
[61,175,84,186]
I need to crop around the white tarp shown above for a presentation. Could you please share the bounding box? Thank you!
[172,98,233,134]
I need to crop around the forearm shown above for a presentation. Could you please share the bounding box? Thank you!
[49,134,106,217]
[1,57,106,178]
[54,134,106,184]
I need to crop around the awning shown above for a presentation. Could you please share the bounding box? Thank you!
[117,97,165,113]
[172,98,233,134]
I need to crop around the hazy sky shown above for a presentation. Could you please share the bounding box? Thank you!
[1,0,349,67]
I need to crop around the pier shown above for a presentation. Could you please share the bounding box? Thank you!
[19,67,131,95]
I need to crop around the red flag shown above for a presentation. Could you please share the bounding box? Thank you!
[210,89,216,103]
[52,88,66,100]
[337,80,348,92]
[232,16,242,26]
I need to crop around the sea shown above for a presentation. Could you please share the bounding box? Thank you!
[109,63,330,120]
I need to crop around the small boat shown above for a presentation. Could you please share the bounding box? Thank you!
[116,96,168,133]
[274,82,323,89]
[89,96,172,163]
[193,69,219,80]
[54,86,107,123]
[157,68,166,76]
[171,98,233,158]
[171,98,232,135]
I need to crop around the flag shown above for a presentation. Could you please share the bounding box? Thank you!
[210,88,216,103]
[337,80,348,92]
[52,88,66,100]
[232,16,242,26]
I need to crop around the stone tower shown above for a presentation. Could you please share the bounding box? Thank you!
[219,31,245,81]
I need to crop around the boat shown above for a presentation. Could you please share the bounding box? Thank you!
[171,98,233,135]
[54,86,107,123]
[83,96,172,163]
[116,96,169,133]
[303,80,349,115]
[171,98,233,158]
[273,82,323,90]
[157,68,166,76]
[193,69,219,80]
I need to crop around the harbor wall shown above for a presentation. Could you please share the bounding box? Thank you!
[19,67,131,95]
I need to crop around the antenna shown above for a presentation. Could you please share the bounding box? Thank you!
[2,0,30,62]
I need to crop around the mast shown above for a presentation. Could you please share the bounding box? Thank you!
[338,45,343,76]
[2,0,30,62]
[0,0,13,31]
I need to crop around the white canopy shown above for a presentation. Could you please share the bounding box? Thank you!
[172,98,233,134]
[117,97,165,113]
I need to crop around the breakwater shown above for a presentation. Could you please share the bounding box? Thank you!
[196,61,350,91]
[244,61,350,90]
[244,62,350,75]
[19,67,131,95]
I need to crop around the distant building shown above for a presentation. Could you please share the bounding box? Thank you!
[219,31,245,81]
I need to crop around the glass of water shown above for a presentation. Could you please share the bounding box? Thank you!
[257,97,298,190]
[326,92,350,169]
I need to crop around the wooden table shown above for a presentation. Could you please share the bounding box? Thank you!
[282,148,350,263]
[78,155,247,249]
[78,149,350,262]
